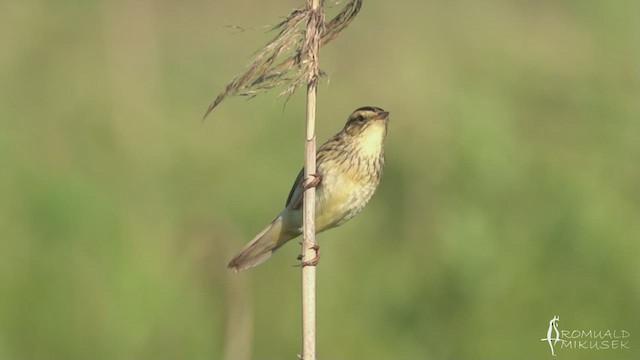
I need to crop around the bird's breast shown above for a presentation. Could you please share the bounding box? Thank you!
[314,158,381,232]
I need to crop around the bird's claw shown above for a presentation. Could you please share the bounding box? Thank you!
[301,254,320,267]
[300,173,322,190]
[295,241,320,267]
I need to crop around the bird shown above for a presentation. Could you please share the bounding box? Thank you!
[228,106,389,272]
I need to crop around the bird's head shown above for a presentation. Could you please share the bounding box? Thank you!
[342,106,389,157]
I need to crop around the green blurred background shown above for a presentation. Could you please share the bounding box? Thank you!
[1,1,638,359]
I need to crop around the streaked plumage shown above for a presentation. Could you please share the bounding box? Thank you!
[228,106,389,272]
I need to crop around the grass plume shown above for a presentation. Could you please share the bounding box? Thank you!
[202,0,362,119]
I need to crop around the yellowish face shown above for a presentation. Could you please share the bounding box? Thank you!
[344,107,389,157]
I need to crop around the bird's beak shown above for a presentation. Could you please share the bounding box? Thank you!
[373,111,389,121]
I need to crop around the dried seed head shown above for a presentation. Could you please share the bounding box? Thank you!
[203,0,362,120]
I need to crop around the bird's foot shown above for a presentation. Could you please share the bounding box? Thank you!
[296,241,320,267]
[300,173,322,190]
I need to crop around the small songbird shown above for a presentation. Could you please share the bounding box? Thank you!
[228,106,389,272]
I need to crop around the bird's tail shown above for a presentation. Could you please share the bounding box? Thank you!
[228,214,298,272]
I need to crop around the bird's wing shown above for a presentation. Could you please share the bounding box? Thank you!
[285,168,304,210]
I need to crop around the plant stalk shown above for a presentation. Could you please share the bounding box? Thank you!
[302,0,322,359]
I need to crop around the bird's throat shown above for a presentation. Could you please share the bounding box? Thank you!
[356,123,386,159]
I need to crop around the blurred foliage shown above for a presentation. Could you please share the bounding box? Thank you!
[0,1,639,359]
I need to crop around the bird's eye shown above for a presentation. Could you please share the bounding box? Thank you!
[355,115,365,123]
